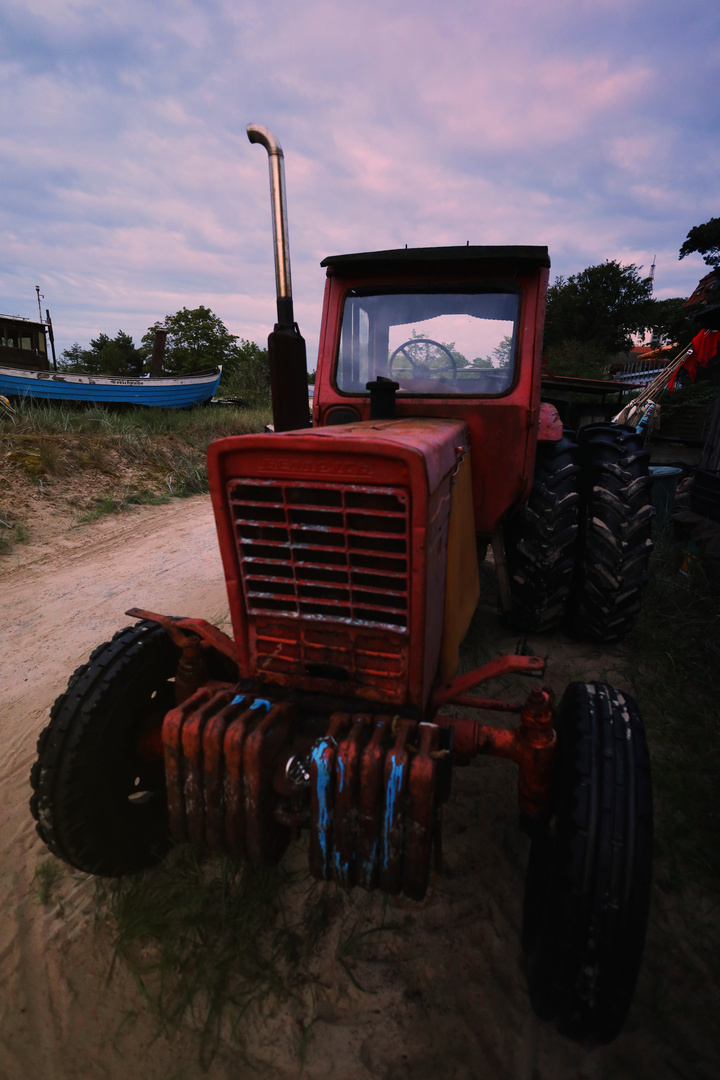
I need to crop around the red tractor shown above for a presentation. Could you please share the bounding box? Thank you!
[30,126,653,1044]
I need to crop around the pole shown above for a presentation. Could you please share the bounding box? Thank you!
[45,309,57,371]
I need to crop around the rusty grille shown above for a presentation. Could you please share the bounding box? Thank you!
[250,620,407,692]
[228,479,410,631]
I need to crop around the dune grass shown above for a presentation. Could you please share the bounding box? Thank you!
[0,398,272,441]
[1,400,272,524]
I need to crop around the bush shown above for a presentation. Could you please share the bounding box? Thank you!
[219,340,271,405]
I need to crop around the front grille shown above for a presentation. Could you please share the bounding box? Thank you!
[251,620,407,693]
[228,479,410,631]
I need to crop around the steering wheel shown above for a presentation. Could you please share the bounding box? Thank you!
[389,338,458,381]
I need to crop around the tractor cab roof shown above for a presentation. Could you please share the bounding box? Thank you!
[320,245,550,277]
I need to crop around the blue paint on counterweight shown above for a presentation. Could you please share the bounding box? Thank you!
[333,850,350,883]
[358,838,378,889]
[311,740,333,874]
[382,756,405,868]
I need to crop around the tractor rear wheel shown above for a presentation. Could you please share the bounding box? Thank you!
[566,423,654,642]
[30,621,180,876]
[503,434,580,633]
[522,682,653,1044]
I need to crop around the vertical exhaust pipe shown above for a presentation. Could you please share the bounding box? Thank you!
[247,124,310,431]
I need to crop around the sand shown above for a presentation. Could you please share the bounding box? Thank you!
[0,496,717,1079]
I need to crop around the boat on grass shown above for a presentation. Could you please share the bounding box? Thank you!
[0,312,221,409]
[0,362,222,408]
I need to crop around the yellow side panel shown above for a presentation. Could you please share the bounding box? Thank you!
[438,452,480,685]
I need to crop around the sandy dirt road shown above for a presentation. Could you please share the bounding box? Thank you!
[0,496,717,1080]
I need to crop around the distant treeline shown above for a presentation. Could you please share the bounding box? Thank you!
[59,306,271,404]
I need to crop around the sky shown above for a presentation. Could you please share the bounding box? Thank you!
[1,0,719,366]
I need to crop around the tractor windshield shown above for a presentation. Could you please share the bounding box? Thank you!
[336,290,519,395]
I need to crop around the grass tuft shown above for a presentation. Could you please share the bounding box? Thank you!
[164,449,208,497]
[0,520,30,554]
[77,488,171,523]
[34,859,64,907]
[95,846,305,1067]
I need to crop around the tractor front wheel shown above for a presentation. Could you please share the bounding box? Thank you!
[522,682,653,1044]
[30,621,180,876]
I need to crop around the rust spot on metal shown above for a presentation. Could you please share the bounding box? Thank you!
[379,718,414,895]
[332,715,372,887]
[357,715,391,890]
[431,654,546,710]
[162,687,215,842]
[222,705,259,861]
[202,694,250,853]
[433,686,557,822]
[243,701,295,864]
[403,723,439,901]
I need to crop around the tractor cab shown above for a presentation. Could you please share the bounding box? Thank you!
[312,246,554,535]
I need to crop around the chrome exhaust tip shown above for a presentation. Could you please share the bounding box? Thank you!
[248,124,310,432]
[247,124,295,328]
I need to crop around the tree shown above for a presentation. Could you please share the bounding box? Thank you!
[679,217,720,267]
[140,306,239,376]
[58,331,143,376]
[490,334,513,369]
[221,338,271,404]
[58,342,89,373]
[544,261,654,357]
[90,331,144,376]
[543,339,612,379]
[646,296,691,348]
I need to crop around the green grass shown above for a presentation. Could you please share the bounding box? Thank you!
[90,843,405,1067]
[1,400,272,526]
[0,520,30,554]
[95,847,306,1067]
[0,399,272,441]
[77,488,172,523]
[33,859,64,907]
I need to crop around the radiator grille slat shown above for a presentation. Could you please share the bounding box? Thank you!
[251,619,407,693]
[229,479,410,632]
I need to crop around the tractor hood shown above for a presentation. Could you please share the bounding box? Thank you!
[257,417,470,496]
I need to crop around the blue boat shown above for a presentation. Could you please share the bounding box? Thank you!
[0,312,222,408]
[0,362,222,408]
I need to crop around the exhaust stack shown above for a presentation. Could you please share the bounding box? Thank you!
[247,124,310,431]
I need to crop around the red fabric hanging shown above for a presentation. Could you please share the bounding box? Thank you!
[667,330,720,392]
